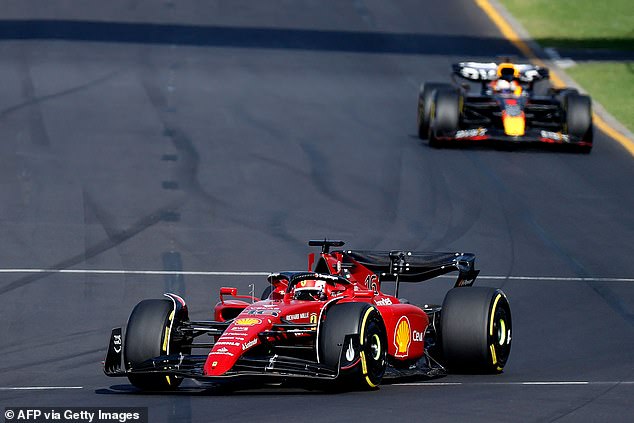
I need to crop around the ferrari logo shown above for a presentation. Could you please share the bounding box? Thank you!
[394,316,411,358]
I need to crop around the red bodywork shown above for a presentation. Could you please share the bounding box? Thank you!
[204,249,429,376]
[103,240,481,386]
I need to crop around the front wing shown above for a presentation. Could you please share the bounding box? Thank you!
[435,126,592,147]
[104,329,443,385]
[105,327,339,383]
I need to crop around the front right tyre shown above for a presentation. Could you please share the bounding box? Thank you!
[418,82,453,139]
[124,299,183,390]
[318,302,387,390]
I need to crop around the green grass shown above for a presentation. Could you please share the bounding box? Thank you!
[567,62,634,131]
[499,0,634,133]
[500,0,634,50]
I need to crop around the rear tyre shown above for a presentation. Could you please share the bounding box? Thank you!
[552,87,579,98]
[418,83,452,139]
[428,88,461,148]
[124,299,183,390]
[319,303,387,390]
[441,287,512,373]
[564,93,593,153]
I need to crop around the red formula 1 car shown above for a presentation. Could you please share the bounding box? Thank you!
[417,61,593,153]
[104,240,512,391]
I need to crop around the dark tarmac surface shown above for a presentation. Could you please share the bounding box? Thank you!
[1,1,633,422]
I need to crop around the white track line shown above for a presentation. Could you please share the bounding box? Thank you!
[397,381,634,386]
[0,269,631,282]
[0,269,270,276]
[2,382,632,390]
[0,386,83,390]
[2,381,633,391]
[439,275,634,283]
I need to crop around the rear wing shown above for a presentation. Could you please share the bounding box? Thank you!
[452,62,549,83]
[341,250,479,287]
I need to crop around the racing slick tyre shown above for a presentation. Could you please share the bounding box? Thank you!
[440,287,512,374]
[563,93,593,153]
[418,82,453,139]
[428,88,461,148]
[124,299,184,390]
[318,303,387,390]
[552,87,579,99]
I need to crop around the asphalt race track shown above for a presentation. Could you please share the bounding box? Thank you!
[1,1,633,422]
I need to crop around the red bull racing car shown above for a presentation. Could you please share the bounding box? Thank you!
[104,240,512,391]
[417,61,593,153]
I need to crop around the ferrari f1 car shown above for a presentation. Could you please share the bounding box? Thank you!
[417,61,593,153]
[104,240,512,391]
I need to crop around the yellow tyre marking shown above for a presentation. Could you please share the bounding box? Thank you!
[490,344,498,365]
[365,375,378,388]
[361,345,378,388]
[489,294,502,366]
[166,376,171,386]
[360,307,374,346]
[475,0,634,157]
[360,351,368,375]
[162,326,170,353]
[360,307,381,387]
[489,294,502,336]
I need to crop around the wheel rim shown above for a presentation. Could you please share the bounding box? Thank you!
[489,295,512,369]
[497,319,506,345]
[370,334,382,361]
[361,312,387,386]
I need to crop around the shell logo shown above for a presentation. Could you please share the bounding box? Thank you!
[394,316,411,358]
[234,318,261,326]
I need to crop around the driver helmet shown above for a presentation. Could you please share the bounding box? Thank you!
[497,63,519,82]
[293,279,327,301]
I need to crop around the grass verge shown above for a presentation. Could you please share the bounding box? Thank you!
[566,63,634,132]
[498,0,634,133]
